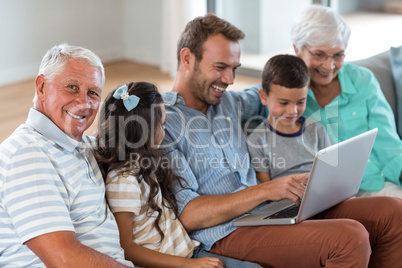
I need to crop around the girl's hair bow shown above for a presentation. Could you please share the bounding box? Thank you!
[112,85,140,111]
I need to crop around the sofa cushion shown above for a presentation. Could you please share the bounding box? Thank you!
[389,46,402,138]
[350,51,396,116]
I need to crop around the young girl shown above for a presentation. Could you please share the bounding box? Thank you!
[95,82,261,268]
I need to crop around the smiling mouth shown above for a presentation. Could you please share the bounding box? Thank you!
[212,85,226,92]
[281,116,295,120]
[66,110,85,120]
[317,69,332,76]
[277,115,298,121]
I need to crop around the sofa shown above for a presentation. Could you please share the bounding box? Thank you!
[350,47,402,138]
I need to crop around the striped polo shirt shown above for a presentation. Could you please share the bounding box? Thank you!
[0,108,133,267]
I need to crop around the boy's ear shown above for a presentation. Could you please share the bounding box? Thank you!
[258,89,268,106]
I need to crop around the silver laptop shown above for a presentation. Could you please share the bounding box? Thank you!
[234,128,378,226]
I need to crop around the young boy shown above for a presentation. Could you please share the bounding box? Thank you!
[247,54,332,183]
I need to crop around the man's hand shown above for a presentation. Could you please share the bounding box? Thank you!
[179,173,310,231]
[259,172,309,205]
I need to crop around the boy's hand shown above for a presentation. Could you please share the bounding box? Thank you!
[260,172,309,205]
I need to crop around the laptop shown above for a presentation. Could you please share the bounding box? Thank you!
[234,128,378,226]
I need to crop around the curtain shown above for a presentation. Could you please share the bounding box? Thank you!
[160,0,206,78]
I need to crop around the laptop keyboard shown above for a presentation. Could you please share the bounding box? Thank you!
[264,205,300,219]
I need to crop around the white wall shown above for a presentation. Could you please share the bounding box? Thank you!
[260,0,311,54]
[123,0,163,65]
[216,0,261,54]
[0,0,162,86]
[216,0,311,56]
[2,0,395,87]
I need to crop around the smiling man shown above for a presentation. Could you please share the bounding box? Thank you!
[161,14,402,268]
[34,55,102,141]
[0,44,133,267]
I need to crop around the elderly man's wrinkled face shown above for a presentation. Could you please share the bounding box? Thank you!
[35,59,102,141]
[296,45,345,87]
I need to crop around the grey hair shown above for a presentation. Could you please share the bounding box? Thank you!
[33,43,105,106]
[291,5,351,51]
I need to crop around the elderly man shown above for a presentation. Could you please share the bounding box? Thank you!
[0,44,133,267]
[161,13,402,268]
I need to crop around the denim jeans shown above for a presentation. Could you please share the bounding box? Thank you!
[192,247,262,268]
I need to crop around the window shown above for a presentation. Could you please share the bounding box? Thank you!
[208,0,314,75]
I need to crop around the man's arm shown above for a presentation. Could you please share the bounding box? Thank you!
[179,173,309,232]
[25,231,131,268]
[162,110,308,232]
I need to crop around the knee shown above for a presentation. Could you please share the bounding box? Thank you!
[325,220,371,267]
[369,196,402,240]
[329,219,371,255]
[341,219,370,244]
[377,196,402,210]
[344,219,370,240]
[367,196,402,222]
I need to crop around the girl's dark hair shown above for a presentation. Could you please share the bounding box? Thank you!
[95,81,183,241]
[261,54,310,94]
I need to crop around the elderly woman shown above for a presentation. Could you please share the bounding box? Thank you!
[291,5,402,198]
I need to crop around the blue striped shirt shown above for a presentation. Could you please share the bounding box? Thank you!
[161,88,265,250]
[0,108,133,267]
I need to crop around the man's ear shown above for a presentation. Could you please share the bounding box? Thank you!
[180,47,195,71]
[258,89,268,106]
[35,74,46,101]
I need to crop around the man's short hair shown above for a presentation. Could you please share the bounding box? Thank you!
[176,13,245,67]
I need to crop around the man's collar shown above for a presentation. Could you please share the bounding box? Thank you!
[161,91,183,106]
[26,108,80,152]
